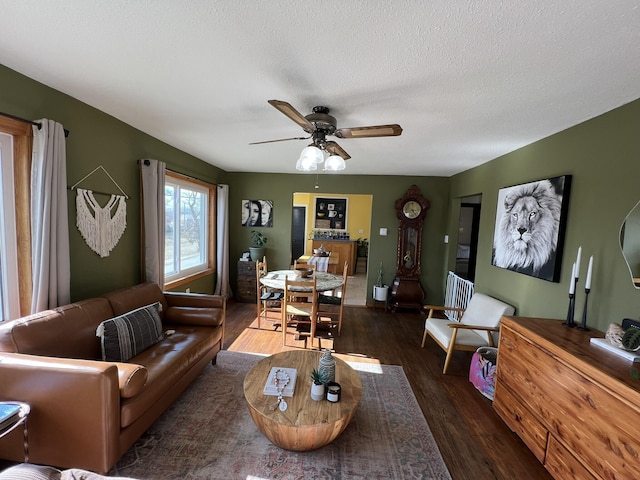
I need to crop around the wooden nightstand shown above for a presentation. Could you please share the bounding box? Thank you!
[237,260,257,303]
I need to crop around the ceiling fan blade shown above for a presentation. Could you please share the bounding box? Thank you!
[325,141,351,160]
[249,136,309,145]
[268,99,314,132]
[335,124,403,139]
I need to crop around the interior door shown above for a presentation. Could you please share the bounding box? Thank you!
[291,206,306,264]
[455,199,481,282]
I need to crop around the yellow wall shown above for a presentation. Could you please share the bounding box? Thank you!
[293,192,372,254]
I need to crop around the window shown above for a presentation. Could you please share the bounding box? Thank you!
[0,133,19,320]
[0,117,32,320]
[164,171,216,287]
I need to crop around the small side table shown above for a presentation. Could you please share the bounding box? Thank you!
[0,401,30,462]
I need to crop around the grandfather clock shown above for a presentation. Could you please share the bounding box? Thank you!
[390,185,430,312]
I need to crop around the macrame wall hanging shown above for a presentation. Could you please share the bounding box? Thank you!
[70,166,128,258]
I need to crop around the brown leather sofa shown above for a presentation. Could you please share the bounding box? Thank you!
[0,282,225,474]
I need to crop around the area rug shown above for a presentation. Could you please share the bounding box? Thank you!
[110,350,451,479]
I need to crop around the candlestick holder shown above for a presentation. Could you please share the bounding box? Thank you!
[563,277,578,327]
[578,288,590,331]
[563,293,576,327]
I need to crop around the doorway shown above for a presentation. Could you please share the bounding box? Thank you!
[291,192,372,306]
[455,196,481,282]
[291,205,306,264]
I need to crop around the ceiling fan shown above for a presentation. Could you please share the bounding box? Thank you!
[250,99,403,161]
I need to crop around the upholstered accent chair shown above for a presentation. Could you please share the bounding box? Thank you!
[421,293,515,374]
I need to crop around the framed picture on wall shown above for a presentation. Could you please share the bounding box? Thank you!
[491,175,572,282]
[314,197,347,230]
[241,199,273,227]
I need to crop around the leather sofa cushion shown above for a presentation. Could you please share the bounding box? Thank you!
[119,325,221,428]
[103,283,168,319]
[96,303,164,362]
[165,306,224,327]
[0,298,113,359]
[115,363,148,398]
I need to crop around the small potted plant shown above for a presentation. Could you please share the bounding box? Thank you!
[249,230,267,261]
[373,261,389,302]
[310,368,327,401]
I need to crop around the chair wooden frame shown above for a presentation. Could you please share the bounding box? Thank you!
[293,260,317,270]
[316,261,348,345]
[282,277,318,348]
[256,257,282,329]
[421,293,514,374]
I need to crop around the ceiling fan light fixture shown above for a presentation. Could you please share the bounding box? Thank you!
[308,145,325,164]
[296,146,322,171]
[256,100,402,173]
[324,154,346,171]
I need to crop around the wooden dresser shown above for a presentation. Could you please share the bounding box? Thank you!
[236,260,256,303]
[311,240,356,276]
[494,316,640,480]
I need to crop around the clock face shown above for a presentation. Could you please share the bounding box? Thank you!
[402,200,422,219]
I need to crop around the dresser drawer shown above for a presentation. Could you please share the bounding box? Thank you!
[545,435,597,480]
[494,380,547,463]
[238,261,256,274]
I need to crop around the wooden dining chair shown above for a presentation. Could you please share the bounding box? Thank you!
[293,260,316,270]
[316,261,348,345]
[256,256,282,329]
[282,277,317,349]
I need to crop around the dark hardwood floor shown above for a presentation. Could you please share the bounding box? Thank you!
[225,300,552,480]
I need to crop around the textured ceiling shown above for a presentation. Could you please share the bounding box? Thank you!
[1,1,639,176]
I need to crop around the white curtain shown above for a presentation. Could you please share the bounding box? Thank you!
[30,119,70,313]
[215,184,232,298]
[140,159,165,286]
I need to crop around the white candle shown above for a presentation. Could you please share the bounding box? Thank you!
[585,256,594,290]
[569,262,576,295]
[575,247,582,279]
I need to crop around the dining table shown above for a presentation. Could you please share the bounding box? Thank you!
[260,270,343,293]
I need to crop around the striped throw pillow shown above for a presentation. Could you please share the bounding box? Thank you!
[96,302,164,362]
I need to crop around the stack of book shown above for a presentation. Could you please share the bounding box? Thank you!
[262,367,297,397]
[0,403,24,433]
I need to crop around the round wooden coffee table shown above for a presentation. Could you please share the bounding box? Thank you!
[243,350,362,451]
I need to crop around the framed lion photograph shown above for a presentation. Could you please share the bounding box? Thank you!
[491,175,572,282]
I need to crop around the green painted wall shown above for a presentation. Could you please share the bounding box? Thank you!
[226,173,451,304]
[0,64,226,300]
[5,59,640,329]
[449,99,640,331]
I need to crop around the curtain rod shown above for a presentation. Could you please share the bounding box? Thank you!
[0,111,70,137]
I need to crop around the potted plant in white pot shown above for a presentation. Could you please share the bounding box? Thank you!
[310,368,328,401]
[373,261,389,301]
[249,230,267,261]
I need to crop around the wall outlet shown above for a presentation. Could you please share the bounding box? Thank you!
[380,228,388,236]
[444,235,449,244]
